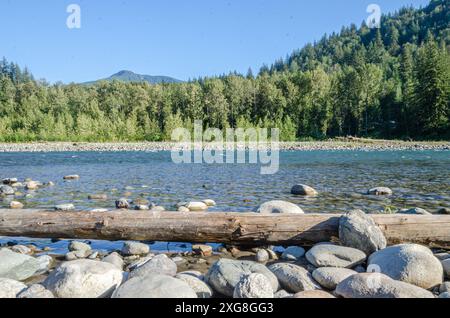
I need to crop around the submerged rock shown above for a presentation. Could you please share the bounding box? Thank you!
[398,207,431,215]
[257,200,304,214]
[55,204,75,211]
[291,184,318,196]
[367,187,392,196]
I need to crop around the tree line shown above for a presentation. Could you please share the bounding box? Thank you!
[0,0,449,142]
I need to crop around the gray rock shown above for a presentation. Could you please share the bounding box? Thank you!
[257,200,304,214]
[0,249,41,281]
[367,187,393,196]
[102,252,124,270]
[177,270,204,281]
[293,290,336,298]
[202,199,216,207]
[439,292,450,298]
[2,178,18,185]
[437,208,450,215]
[442,259,450,278]
[69,241,91,253]
[368,244,443,289]
[306,244,366,268]
[115,198,130,209]
[281,246,305,261]
[0,278,27,298]
[44,259,123,298]
[206,259,279,297]
[9,201,24,209]
[35,255,53,275]
[112,274,197,298]
[268,263,321,293]
[134,205,150,210]
[176,273,213,298]
[339,209,387,255]
[55,204,75,211]
[17,284,54,298]
[129,254,177,278]
[63,175,80,180]
[186,202,208,211]
[335,273,434,298]
[256,249,270,263]
[439,282,450,293]
[233,273,274,298]
[121,241,150,256]
[0,185,15,195]
[274,290,293,298]
[11,245,32,255]
[398,207,431,215]
[291,184,318,196]
[312,267,357,290]
[434,252,450,261]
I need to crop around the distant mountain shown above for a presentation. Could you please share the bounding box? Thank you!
[83,70,182,85]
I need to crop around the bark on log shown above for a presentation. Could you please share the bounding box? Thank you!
[0,209,449,248]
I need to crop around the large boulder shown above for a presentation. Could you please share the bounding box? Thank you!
[257,200,304,214]
[305,244,366,268]
[335,273,434,298]
[44,259,123,298]
[0,278,27,298]
[0,249,41,281]
[129,254,177,279]
[268,263,321,293]
[112,274,197,298]
[102,252,124,270]
[291,184,318,196]
[312,267,357,290]
[368,244,443,289]
[339,210,387,255]
[206,259,278,297]
[17,284,54,298]
[233,273,274,298]
[175,273,213,298]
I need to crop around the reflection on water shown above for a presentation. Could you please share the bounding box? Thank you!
[0,150,449,251]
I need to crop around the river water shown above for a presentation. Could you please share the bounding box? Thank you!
[0,150,449,253]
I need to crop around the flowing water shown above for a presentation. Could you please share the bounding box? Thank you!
[0,150,449,253]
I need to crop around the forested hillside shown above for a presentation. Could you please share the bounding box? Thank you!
[0,0,448,142]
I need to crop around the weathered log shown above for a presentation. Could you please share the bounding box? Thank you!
[0,210,449,248]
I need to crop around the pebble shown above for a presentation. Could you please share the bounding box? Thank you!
[9,201,24,209]
[256,249,270,263]
[134,205,150,210]
[291,184,318,196]
[368,244,443,289]
[257,200,304,214]
[339,209,387,255]
[115,198,130,209]
[233,273,274,298]
[305,244,366,268]
[281,246,305,261]
[367,187,393,196]
[121,241,150,256]
[55,204,75,211]
[192,244,213,257]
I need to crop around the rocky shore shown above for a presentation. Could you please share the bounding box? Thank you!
[1,213,449,299]
[0,140,449,153]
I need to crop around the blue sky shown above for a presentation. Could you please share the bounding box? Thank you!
[0,0,430,83]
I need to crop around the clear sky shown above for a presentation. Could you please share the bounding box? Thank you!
[0,0,430,83]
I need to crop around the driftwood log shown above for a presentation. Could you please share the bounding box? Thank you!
[0,210,449,249]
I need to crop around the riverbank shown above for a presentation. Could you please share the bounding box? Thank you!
[0,140,449,152]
